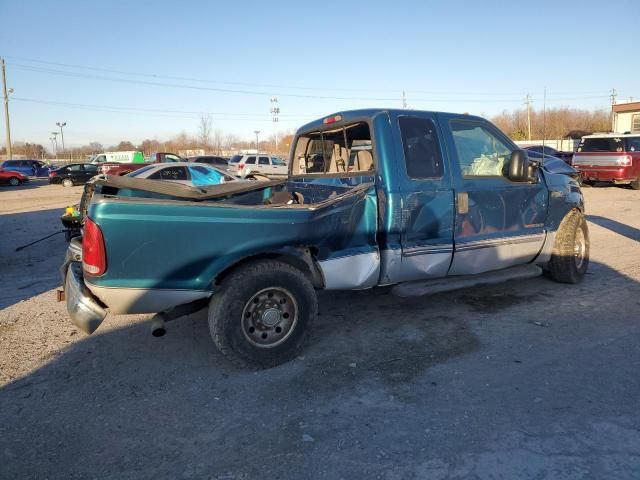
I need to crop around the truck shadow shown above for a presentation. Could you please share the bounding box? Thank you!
[1,260,638,478]
[586,215,640,242]
[0,208,70,309]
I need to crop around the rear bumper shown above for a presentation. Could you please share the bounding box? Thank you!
[574,165,635,183]
[64,262,107,334]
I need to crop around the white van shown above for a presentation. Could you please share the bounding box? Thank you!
[90,151,145,164]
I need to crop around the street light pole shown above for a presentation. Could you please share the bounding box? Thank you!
[51,132,58,159]
[1,58,12,160]
[56,122,66,157]
[254,130,260,154]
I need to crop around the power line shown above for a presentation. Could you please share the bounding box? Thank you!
[10,97,318,121]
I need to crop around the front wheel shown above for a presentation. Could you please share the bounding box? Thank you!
[548,210,589,284]
[62,178,73,187]
[208,260,317,368]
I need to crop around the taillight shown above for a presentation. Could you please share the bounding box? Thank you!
[49,171,57,177]
[239,163,245,170]
[617,155,632,166]
[83,218,107,276]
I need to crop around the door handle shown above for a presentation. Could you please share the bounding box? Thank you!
[457,192,469,215]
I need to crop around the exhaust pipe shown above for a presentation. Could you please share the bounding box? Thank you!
[150,313,167,337]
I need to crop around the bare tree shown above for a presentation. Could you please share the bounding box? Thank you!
[212,129,224,154]
[198,115,212,150]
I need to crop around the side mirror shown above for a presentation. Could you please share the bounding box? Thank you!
[509,149,536,182]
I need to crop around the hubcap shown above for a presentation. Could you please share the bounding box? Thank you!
[241,287,298,348]
[574,227,586,270]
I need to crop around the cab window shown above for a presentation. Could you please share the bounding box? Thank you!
[291,122,373,175]
[450,121,512,178]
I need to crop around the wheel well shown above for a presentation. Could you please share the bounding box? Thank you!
[213,248,324,289]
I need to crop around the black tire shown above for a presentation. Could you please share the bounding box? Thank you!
[8,177,20,187]
[548,210,589,284]
[208,260,317,368]
[62,178,73,187]
[630,180,640,190]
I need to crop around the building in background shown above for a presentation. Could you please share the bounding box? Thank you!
[612,101,640,133]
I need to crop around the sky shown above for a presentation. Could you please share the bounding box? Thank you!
[0,0,638,148]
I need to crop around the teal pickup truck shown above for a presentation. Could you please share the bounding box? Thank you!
[62,109,588,368]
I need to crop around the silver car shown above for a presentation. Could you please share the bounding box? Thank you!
[227,154,288,179]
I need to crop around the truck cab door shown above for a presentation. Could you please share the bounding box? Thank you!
[384,112,455,283]
[440,115,548,275]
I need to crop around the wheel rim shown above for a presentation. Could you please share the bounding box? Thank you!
[9,178,19,186]
[574,226,587,270]
[241,287,298,348]
[63,180,72,187]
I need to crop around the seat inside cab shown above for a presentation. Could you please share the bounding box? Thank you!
[291,122,374,176]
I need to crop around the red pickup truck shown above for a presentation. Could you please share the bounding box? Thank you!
[572,134,640,189]
[99,152,185,176]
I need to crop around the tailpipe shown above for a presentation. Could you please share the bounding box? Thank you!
[150,313,167,337]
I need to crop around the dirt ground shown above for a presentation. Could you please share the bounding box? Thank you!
[1,181,639,479]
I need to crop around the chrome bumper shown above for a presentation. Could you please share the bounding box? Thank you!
[65,262,107,334]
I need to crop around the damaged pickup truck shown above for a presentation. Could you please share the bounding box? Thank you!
[62,109,588,368]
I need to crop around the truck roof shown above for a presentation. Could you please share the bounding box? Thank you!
[296,108,485,133]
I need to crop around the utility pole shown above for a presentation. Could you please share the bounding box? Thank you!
[270,97,279,153]
[2,58,12,160]
[610,88,617,105]
[254,130,260,154]
[610,88,618,131]
[56,122,67,157]
[524,94,533,141]
[402,90,407,109]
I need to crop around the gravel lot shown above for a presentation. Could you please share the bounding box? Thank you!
[1,182,639,479]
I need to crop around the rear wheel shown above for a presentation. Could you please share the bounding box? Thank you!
[548,210,589,284]
[208,260,317,368]
[62,178,73,187]
[8,177,20,186]
[630,179,640,190]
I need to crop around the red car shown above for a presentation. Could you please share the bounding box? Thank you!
[572,134,640,189]
[0,167,28,186]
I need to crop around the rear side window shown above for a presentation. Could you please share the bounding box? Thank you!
[149,166,188,180]
[68,164,83,171]
[245,156,256,165]
[577,137,624,153]
[399,116,444,178]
